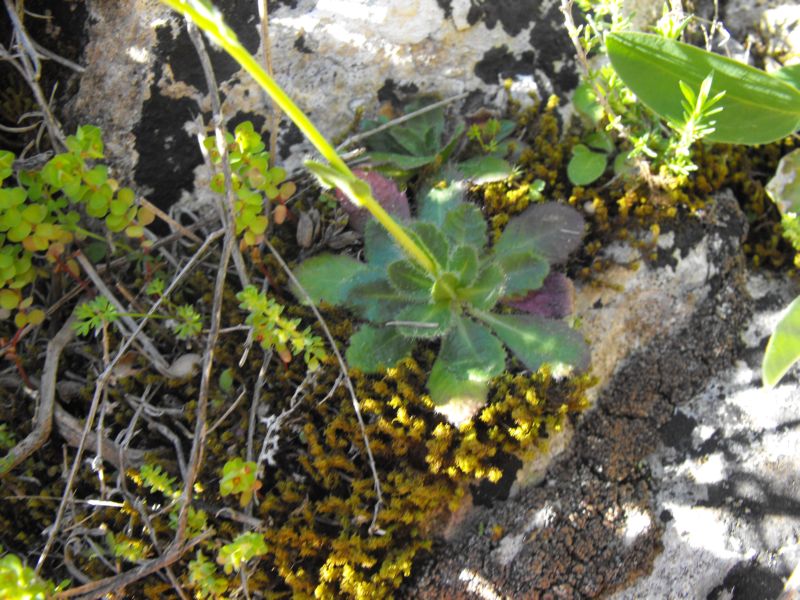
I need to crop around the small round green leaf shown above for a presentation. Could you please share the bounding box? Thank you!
[567,144,607,186]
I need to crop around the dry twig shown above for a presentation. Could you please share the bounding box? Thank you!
[37,229,224,573]
[0,316,74,476]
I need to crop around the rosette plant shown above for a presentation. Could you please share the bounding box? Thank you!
[160,0,590,417]
[294,179,589,417]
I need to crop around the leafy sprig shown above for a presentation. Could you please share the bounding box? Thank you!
[236,285,326,370]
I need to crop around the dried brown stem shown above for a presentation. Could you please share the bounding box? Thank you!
[53,530,213,600]
[37,229,224,573]
[185,20,250,288]
[173,226,235,541]
[1,0,67,150]
[0,316,74,477]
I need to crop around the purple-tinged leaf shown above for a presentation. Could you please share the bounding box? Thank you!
[335,169,410,232]
[494,203,585,265]
[503,272,575,319]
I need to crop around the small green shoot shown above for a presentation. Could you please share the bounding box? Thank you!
[188,552,229,599]
[237,285,326,369]
[216,532,267,574]
[219,457,262,507]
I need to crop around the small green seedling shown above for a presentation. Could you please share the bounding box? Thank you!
[205,121,294,247]
[73,296,203,340]
[361,98,464,172]
[216,532,267,574]
[188,551,229,599]
[236,286,326,369]
[219,457,262,507]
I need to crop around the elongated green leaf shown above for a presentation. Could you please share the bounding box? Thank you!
[438,315,506,379]
[410,222,450,269]
[763,294,800,387]
[606,32,800,144]
[389,126,431,157]
[442,203,488,249]
[387,259,434,299]
[475,310,589,371]
[459,264,505,310]
[395,302,453,338]
[775,64,800,91]
[292,254,367,305]
[346,325,414,373]
[439,122,465,163]
[427,357,490,411]
[418,176,465,227]
[345,279,416,322]
[496,251,550,297]
[449,245,479,287]
[494,203,585,265]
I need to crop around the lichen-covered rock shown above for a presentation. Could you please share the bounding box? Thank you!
[404,192,756,597]
[67,0,579,212]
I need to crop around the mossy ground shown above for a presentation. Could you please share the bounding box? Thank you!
[0,94,795,599]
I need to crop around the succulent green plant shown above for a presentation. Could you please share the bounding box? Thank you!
[216,532,267,575]
[236,285,327,369]
[294,184,589,414]
[0,125,153,328]
[0,553,65,599]
[219,457,262,507]
[188,551,228,599]
[205,121,294,247]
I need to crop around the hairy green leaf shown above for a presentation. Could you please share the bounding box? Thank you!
[438,315,506,380]
[496,251,550,297]
[410,222,450,270]
[442,203,487,249]
[459,264,505,310]
[387,259,434,299]
[395,302,453,338]
[494,203,585,265]
[364,219,403,270]
[763,294,800,387]
[449,245,479,287]
[457,156,514,184]
[345,278,416,322]
[606,32,800,144]
[418,175,465,227]
[292,253,367,305]
[389,126,431,157]
[346,325,415,373]
[427,357,489,409]
[475,311,589,372]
